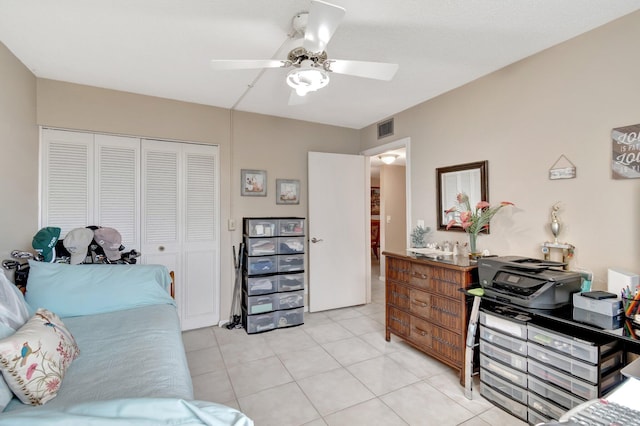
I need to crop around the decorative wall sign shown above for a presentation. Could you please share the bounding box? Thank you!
[548,155,576,180]
[612,123,640,179]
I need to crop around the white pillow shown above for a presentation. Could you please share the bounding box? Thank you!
[0,309,79,405]
[0,271,30,330]
[0,324,14,412]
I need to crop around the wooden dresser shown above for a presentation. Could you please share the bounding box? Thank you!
[383,251,478,385]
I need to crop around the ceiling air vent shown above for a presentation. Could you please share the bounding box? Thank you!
[377,118,394,139]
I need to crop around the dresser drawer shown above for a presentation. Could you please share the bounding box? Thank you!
[386,258,411,283]
[387,306,410,337]
[431,278,462,299]
[410,263,431,290]
[432,325,462,364]
[410,315,432,349]
[409,288,431,318]
[430,295,462,331]
[387,282,410,309]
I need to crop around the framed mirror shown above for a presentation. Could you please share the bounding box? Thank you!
[436,160,488,232]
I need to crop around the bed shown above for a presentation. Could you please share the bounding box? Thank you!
[0,261,253,425]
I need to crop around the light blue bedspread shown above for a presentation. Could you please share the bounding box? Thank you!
[4,304,193,412]
[0,398,253,425]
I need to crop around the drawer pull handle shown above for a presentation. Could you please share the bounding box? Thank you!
[431,305,456,316]
[391,291,409,300]
[413,273,427,279]
[414,327,429,337]
[412,299,429,308]
[390,316,408,327]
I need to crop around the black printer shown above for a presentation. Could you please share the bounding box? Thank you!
[477,256,582,310]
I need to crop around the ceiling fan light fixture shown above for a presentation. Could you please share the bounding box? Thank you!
[286,63,330,96]
[379,154,398,165]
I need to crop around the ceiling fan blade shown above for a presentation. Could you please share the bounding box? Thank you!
[326,59,399,81]
[210,59,287,71]
[303,0,346,54]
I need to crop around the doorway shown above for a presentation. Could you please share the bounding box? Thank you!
[362,138,411,286]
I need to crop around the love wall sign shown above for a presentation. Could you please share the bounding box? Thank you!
[612,123,640,179]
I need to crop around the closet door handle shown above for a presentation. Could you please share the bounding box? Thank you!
[311,237,323,243]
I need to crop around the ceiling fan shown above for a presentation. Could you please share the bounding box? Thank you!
[210,0,399,98]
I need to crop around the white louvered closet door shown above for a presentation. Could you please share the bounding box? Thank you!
[141,139,220,330]
[41,129,139,248]
[94,135,140,251]
[41,129,94,236]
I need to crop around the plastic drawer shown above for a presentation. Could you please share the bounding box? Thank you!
[245,219,277,237]
[480,325,527,356]
[480,311,528,339]
[245,293,277,314]
[527,341,597,384]
[527,323,618,364]
[480,369,527,405]
[527,342,623,385]
[528,358,598,400]
[278,254,304,273]
[528,390,567,420]
[277,236,305,254]
[245,275,278,296]
[278,218,305,236]
[242,309,277,334]
[480,340,527,372]
[246,237,277,256]
[480,382,527,421]
[528,408,551,426]
[527,375,585,410]
[278,273,305,292]
[275,290,304,310]
[480,354,528,388]
[277,307,304,328]
[246,256,277,275]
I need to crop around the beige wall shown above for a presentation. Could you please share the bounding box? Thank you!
[361,11,640,289]
[8,75,360,322]
[0,43,38,263]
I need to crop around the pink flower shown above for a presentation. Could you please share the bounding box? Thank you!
[26,363,37,380]
[445,193,515,235]
[46,378,60,392]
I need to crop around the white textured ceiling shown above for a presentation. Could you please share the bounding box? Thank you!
[1,1,638,129]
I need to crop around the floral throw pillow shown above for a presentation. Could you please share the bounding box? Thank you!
[0,308,79,405]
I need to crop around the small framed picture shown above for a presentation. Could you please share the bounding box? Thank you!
[241,169,267,196]
[276,179,300,204]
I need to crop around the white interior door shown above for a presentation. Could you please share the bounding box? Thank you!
[308,152,367,312]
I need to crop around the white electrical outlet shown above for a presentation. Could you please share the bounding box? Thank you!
[417,219,425,228]
[228,219,236,231]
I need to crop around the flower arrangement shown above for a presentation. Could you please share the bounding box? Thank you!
[445,193,514,254]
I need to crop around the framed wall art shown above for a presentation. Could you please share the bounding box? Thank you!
[371,187,381,216]
[276,179,300,204]
[241,169,267,196]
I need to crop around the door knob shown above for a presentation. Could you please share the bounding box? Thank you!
[158,246,165,252]
[311,237,323,243]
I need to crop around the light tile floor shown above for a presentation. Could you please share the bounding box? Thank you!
[182,262,527,426]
